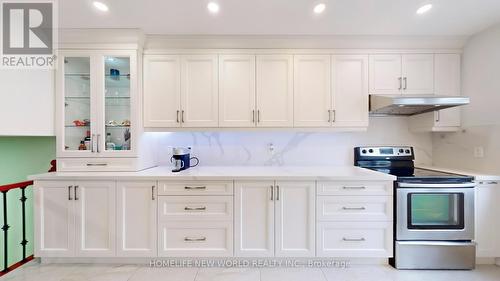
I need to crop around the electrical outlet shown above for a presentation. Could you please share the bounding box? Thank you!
[474,146,484,158]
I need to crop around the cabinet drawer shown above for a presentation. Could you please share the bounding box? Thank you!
[158,181,233,195]
[317,196,392,221]
[57,158,147,172]
[158,221,233,257]
[317,181,393,196]
[158,196,233,221]
[316,221,393,257]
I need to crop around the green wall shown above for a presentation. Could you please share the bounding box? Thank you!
[0,137,55,269]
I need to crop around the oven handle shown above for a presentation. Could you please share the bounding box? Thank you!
[398,183,476,188]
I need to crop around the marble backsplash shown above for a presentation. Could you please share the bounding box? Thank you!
[153,117,433,167]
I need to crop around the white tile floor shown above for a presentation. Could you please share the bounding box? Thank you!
[1,261,500,281]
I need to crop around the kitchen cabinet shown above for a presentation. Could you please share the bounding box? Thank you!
[293,55,331,127]
[409,54,462,132]
[331,55,369,127]
[369,54,434,95]
[256,55,294,127]
[35,180,116,257]
[475,181,500,257]
[234,180,315,257]
[219,55,256,127]
[116,181,157,257]
[143,55,218,128]
[74,181,116,257]
[143,55,181,127]
[181,55,219,127]
[35,181,75,257]
[56,49,153,171]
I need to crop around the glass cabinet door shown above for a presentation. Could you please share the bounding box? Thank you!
[63,57,93,153]
[103,56,132,152]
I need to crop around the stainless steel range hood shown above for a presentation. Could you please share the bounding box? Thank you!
[369,95,470,116]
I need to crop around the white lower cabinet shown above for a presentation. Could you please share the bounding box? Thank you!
[35,180,116,257]
[316,181,394,258]
[317,222,393,257]
[235,181,316,257]
[475,181,500,257]
[116,181,157,257]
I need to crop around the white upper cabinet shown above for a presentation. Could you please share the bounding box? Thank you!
[369,54,434,95]
[434,54,461,127]
[331,55,369,128]
[293,55,331,127]
[256,55,294,127]
[369,55,402,95]
[219,55,256,127]
[401,54,434,95]
[181,55,219,127]
[144,55,181,127]
[408,54,462,132]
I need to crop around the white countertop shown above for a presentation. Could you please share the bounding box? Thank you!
[29,165,396,181]
[417,165,500,181]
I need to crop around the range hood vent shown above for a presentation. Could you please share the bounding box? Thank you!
[369,95,470,116]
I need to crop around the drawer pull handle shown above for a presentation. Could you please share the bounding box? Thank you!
[184,206,207,211]
[343,237,366,242]
[487,181,498,185]
[184,236,207,242]
[185,186,206,190]
[343,186,366,190]
[86,163,108,166]
[342,207,366,210]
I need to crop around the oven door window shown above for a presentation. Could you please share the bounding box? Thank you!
[407,193,465,229]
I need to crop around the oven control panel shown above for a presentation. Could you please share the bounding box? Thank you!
[357,146,413,157]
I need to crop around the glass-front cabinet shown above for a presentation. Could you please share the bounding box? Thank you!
[57,50,137,158]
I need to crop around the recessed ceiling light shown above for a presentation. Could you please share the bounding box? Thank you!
[416,4,432,15]
[93,1,109,12]
[207,2,220,14]
[314,3,326,14]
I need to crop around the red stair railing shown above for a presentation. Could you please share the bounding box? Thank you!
[0,180,35,276]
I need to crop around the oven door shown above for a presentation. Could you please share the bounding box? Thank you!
[396,183,475,241]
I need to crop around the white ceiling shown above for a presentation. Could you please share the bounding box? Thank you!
[59,0,500,36]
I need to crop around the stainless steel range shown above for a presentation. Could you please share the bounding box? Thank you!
[354,146,476,270]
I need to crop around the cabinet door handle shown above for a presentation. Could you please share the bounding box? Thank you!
[270,185,274,201]
[176,110,180,123]
[91,134,95,153]
[86,163,108,166]
[184,186,206,190]
[343,237,366,242]
[343,186,366,190]
[252,110,255,123]
[96,134,101,153]
[152,186,155,200]
[403,77,407,90]
[184,206,206,211]
[257,110,260,123]
[332,110,336,123]
[435,111,440,122]
[398,77,402,90]
[487,181,498,185]
[74,185,79,200]
[328,110,331,122]
[181,110,185,123]
[276,185,280,201]
[184,236,206,242]
[68,186,73,200]
[342,206,366,210]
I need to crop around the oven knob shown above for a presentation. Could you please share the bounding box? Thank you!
[368,149,374,153]
[405,149,410,153]
[399,149,404,153]
[362,149,367,154]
